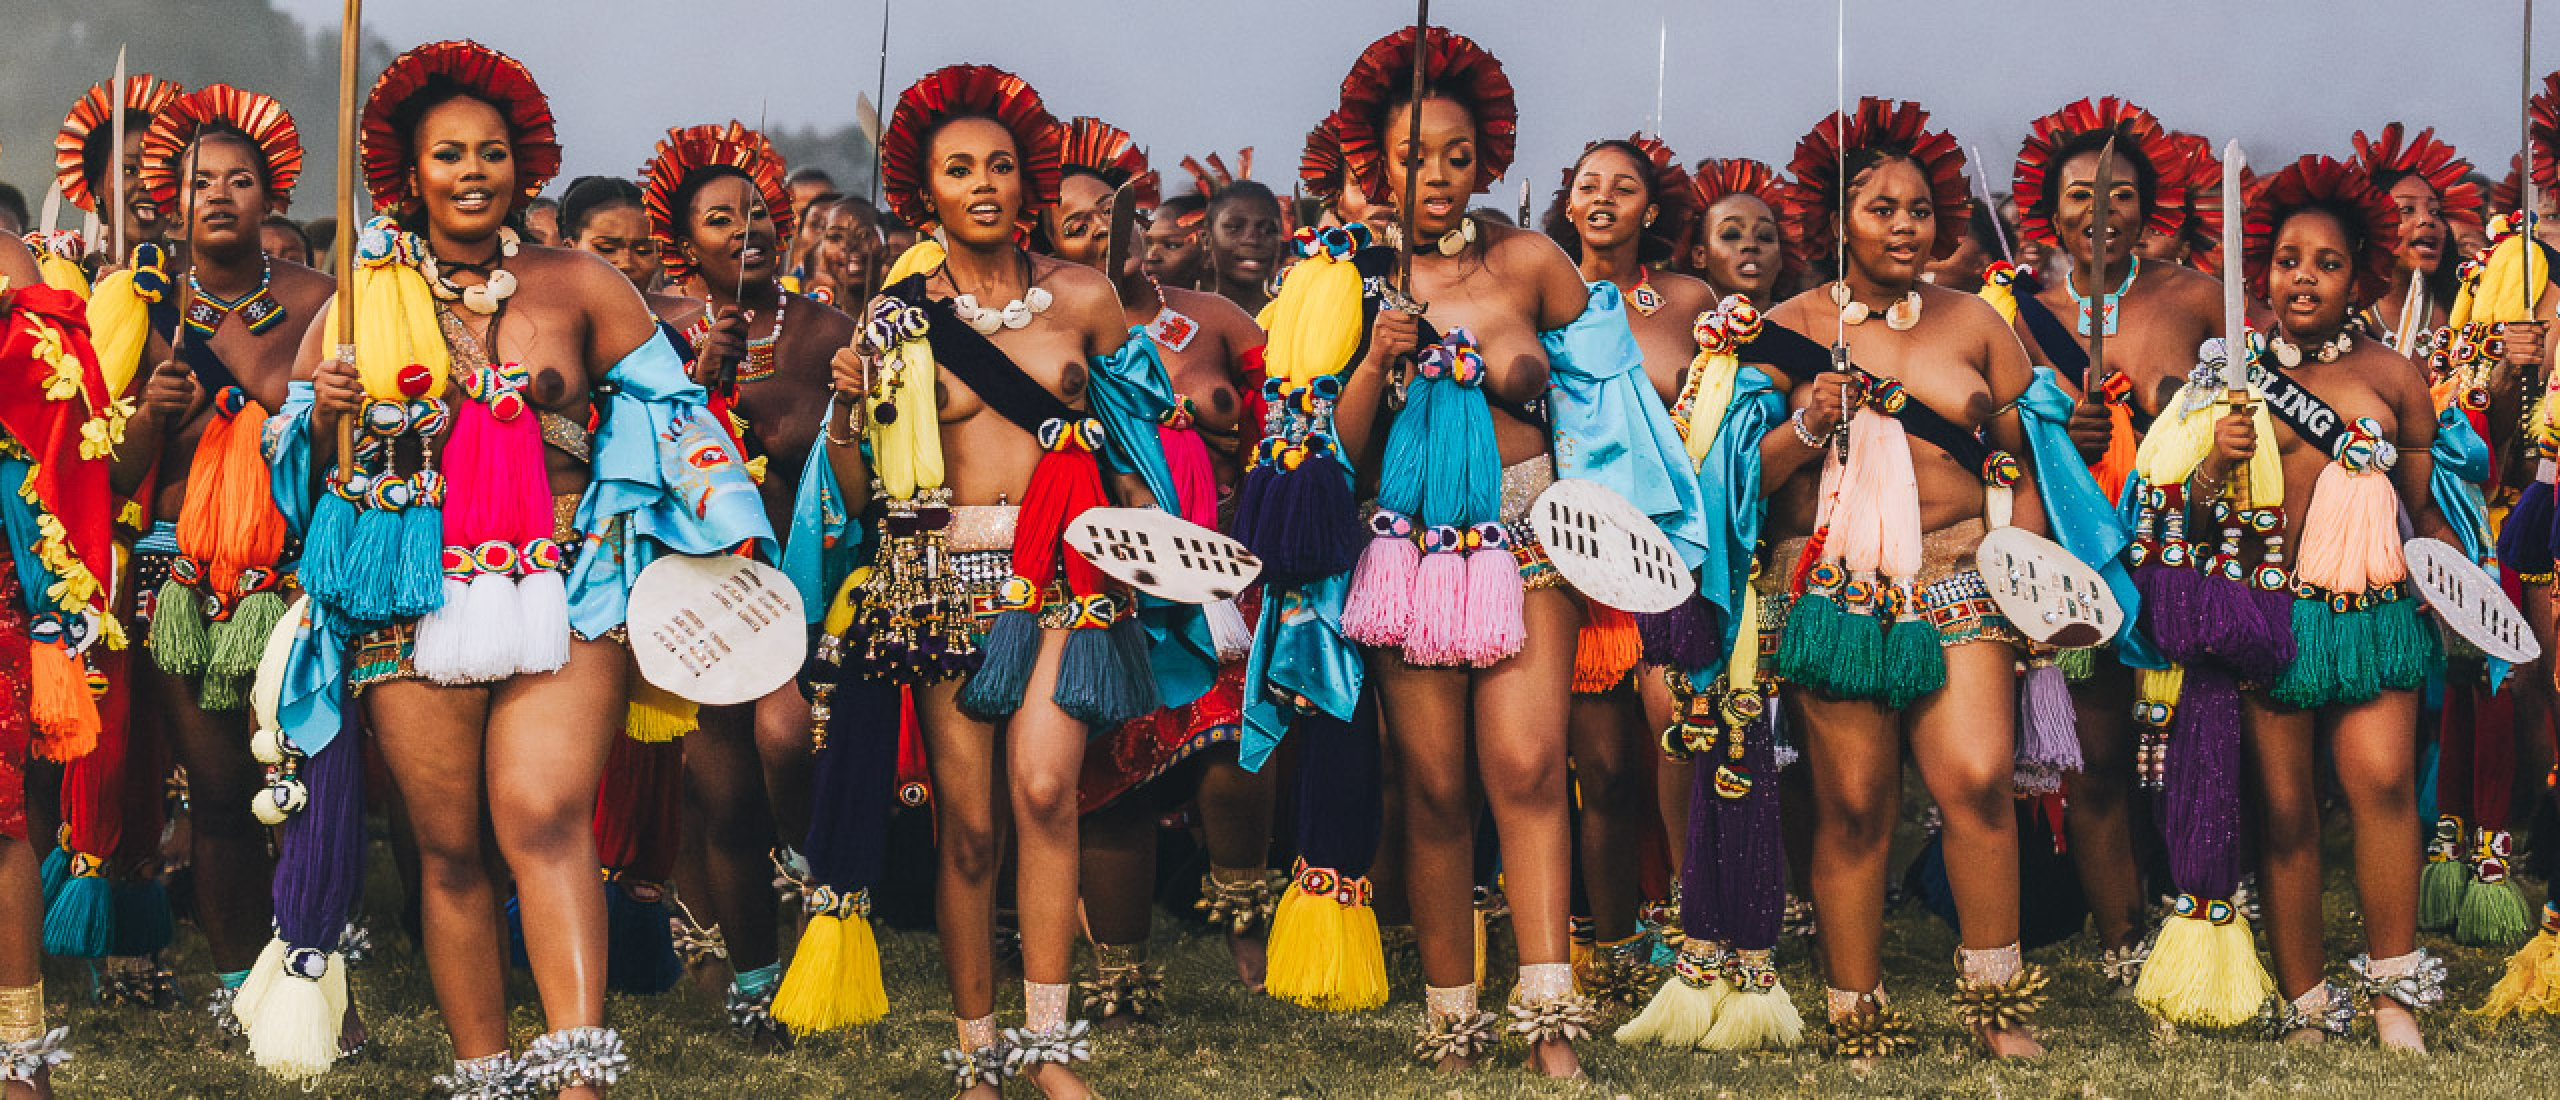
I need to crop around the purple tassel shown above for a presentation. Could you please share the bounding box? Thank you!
[2501,480,2556,578]
[1237,455,1369,583]
[1636,595,1724,671]
[2013,663,2081,794]
[273,714,364,955]
[2134,562,2209,662]
[2159,666,2244,899]
[1678,742,1723,945]
[1708,711,1786,951]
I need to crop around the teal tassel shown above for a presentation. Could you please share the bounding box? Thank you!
[2419,856,2470,932]
[206,589,288,686]
[297,494,356,609]
[336,508,407,622]
[1053,625,1142,729]
[112,878,175,956]
[389,502,447,617]
[39,847,67,906]
[2457,877,2535,948]
[148,579,209,677]
[1775,592,1846,693]
[42,874,114,958]
[957,610,1040,720]
[2368,598,2435,693]
[2271,599,2346,710]
[1881,616,1946,709]
[1830,610,1885,702]
[1106,617,1160,716]
[2275,596,2433,710]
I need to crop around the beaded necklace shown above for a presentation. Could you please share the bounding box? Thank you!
[184,256,286,336]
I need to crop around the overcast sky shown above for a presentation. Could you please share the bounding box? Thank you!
[218,0,2560,211]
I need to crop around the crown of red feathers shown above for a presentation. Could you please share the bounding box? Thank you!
[1300,112,1349,200]
[1688,157,1797,275]
[1061,116,1158,210]
[2531,71,2560,200]
[2012,96,2186,247]
[641,122,794,284]
[362,41,560,216]
[2242,154,2401,308]
[880,63,1064,235]
[1335,26,1517,201]
[55,74,185,214]
[1546,135,1692,256]
[2351,123,2483,227]
[2492,155,2525,215]
[1781,97,1971,266]
[1181,149,1254,200]
[2158,131,2226,273]
[137,85,305,218]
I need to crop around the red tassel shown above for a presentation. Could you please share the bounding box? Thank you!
[1786,526,1830,596]
[593,736,684,881]
[895,687,932,808]
[1010,435,1110,597]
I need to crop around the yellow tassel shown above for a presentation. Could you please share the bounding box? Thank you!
[2477,928,2560,1019]
[1262,250,1365,389]
[1264,881,1388,1012]
[1977,275,2020,326]
[1473,905,1488,988]
[1572,607,1642,694]
[1614,974,1728,1047]
[624,677,698,743]
[83,269,150,398]
[1701,978,1806,1051]
[35,252,89,299]
[28,640,99,761]
[2133,912,2274,1028]
[771,911,889,1032]
[232,938,348,1082]
[1676,351,1742,463]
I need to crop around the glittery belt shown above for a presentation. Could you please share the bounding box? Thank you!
[1499,457,1555,526]
[947,506,1018,554]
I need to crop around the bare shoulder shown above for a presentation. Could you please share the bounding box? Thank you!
[1651,268,1719,316]
[1768,283,1825,333]
[648,291,700,325]
[1032,252,1117,309]
[1485,220,1580,282]
[785,291,858,344]
[269,257,335,311]
[0,236,35,287]
[1164,285,1261,342]
[1918,280,2008,335]
[2148,261,2225,318]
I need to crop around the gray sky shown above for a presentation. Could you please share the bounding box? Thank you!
[184,0,2560,213]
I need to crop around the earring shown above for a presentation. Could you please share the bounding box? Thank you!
[1643,207,1658,228]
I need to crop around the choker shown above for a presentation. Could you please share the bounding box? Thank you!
[1437,216,1478,257]
[2268,325,2352,368]
[944,252,1053,335]
[2066,255,2138,338]
[185,257,285,336]
[423,227,522,315]
[1832,281,1921,331]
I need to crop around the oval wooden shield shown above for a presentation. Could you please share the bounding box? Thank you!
[1528,479,1695,614]
[1067,507,1264,605]
[2406,537,2540,664]
[1976,526,2123,648]
[629,554,808,706]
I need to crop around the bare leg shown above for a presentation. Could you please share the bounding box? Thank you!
[753,685,817,853]
[0,830,51,1100]
[1798,692,1900,1001]
[682,704,781,982]
[1004,630,1095,1100]
[1565,686,1647,945]
[914,670,1007,1100]
[2329,691,2425,1052]
[1909,641,2040,1058]
[137,662,273,975]
[1194,743,1276,988]
[1637,672,1687,882]
[2065,656,2146,957]
[1374,654,1481,1069]
[485,639,624,1098]
[1076,789,1155,1027]
[1474,586,1584,1078]
[366,681,507,1061]
[2243,695,2327,1038]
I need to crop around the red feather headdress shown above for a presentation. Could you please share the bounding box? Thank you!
[1335,26,1517,201]
[1300,112,1349,200]
[2529,71,2560,200]
[1781,97,1971,267]
[138,85,305,218]
[1180,149,1254,200]
[1545,135,1692,259]
[2159,131,2226,274]
[880,63,1064,236]
[641,121,794,284]
[2012,96,2186,246]
[2242,154,2401,307]
[1061,116,1158,209]
[1689,156,1797,277]
[55,74,184,214]
[2492,155,2525,215]
[361,40,560,216]
[2351,123,2483,227]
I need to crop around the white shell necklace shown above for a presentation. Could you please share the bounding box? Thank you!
[945,253,1052,335]
[423,226,522,316]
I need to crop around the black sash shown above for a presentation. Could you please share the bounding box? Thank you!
[2010,272,2090,387]
[885,273,1079,437]
[144,295,247,397]
[2245,359,2349,458]
[1743,322,1990,471]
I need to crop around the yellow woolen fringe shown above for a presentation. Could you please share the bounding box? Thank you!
[771,911,889,1032]
[231,937,348,1082]
[83,269,150,398]
[1702,980,1805,1051]
[624,677,698,743]
[35,252,89,299]
[1264,883,1388,1012]
[2133,913,2274,1028]
[2477,928,2560,1019]
[1614,975,1729,1047]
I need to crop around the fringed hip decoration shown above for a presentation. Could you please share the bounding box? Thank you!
[0,447,109,762]
[1234,227,1373,582]
[1342,328,1518,667]
[298,219,452,624]
[2131,665,2274,1027]
[775,673,899,1032]
[151,386,289,711]
[1572,606,1642,694]
[1265,701,1388,1012]
[1775,384,1937,705]
[42,638,126,960]
[592,733,684,994]
[851,297,976,682]
[957,417,1157,729]
[2268,419,2432,709]
[412,357,569,683]
[2124,363,2293,676]
[234,710,363,1082]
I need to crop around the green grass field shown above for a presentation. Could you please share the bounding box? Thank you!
[36,831,2560,1098]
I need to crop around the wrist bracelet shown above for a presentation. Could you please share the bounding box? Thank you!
[1791,408,1828,450]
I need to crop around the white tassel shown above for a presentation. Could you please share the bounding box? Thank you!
[234,939,348,1082]
[407,578,478,682]
[515,569,572,675]
[1205,597,1253,662]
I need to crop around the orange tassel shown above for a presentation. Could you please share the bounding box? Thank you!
[2090,404,2139,506]
[1572,606,1642,693]
[171,399,287,602]
[29,640,100,761]
[2293,464,2408,591]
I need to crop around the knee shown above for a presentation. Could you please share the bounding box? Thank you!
[1480,742,1566,809]
[2256,794,2321,858]
[1572,752,1645,814]
[2337,759,2416,821]
[1402,768,1474,834]
[940,813,1001,882]
[1012,767,1078,831]
[491,792,593,865]
[410,825,490,895]
[1818,790,1896,854]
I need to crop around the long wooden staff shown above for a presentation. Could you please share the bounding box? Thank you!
[332,0,361,473]
[1395,0,1429,302]
[109,46,128,263]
